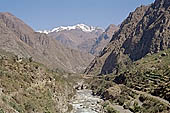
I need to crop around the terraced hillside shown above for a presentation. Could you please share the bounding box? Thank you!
[89,49,170,113]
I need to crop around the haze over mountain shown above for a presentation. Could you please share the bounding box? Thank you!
[0,12,94,73]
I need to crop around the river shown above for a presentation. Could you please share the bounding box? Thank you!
[70,88,104,113]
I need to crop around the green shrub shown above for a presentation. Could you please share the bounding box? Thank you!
[9,101,24,113]
[133,101,141,112]
[117,96,125,106]
[24,102,35,112]
[106,106,118,113]
[102,101,109,108]
[67,104,73,112]
[123,102,131,109]
[0,109,4,113]
[139,94,146,102]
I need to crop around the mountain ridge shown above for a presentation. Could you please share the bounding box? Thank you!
[85,0,170,75]
[37,24,104,34]
[39,23,118,55]
[43,24,106,54]
[0,12,94,73]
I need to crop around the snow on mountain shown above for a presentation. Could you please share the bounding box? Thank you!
[37,24,103,34]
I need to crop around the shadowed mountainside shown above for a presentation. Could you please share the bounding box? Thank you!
[90,24,119,56]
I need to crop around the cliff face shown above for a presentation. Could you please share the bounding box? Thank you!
[90,24,119,56]
[0,12,94,73]
[123,0,170,61]
[85,0,170,75]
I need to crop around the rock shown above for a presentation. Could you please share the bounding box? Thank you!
[75,85,81,90]
[14,55,23,62]
[0,55,3,60]
[134,86,142,91]
[158,59,162,63]
[83,84,88,89]
[146,53,152,56]
[161,52,167,57]
[29,57,33,62]
[97,100,101,104]
[0,88,3,94]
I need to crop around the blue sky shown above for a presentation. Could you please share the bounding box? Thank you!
[0,0,154,30]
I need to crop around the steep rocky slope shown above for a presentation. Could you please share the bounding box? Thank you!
[85,5,149,75]
[85,0,170,75]
[90,24,119,55]
[0,12,94,73]
[0,50,75,113]
[39,24,104,54]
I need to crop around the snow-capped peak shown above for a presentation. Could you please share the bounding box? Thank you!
[37,24,103,34]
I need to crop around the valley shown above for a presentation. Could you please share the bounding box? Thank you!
[0,0,170,113]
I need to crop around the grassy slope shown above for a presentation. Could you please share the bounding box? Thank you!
[0,50,75,113]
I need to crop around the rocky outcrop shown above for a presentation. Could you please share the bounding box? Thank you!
[0,12,94,73]
[85,0,170,75]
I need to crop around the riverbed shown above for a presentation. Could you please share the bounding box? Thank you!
[70,89,104,113]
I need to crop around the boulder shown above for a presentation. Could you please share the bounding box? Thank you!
[161,52,167,57]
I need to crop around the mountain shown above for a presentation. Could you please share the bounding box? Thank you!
[38,24,101,34]
[86,0,170,112]
[38,24,104,54]
[85,0,170,75]
[0,12,94,73]
[90,24,119,55]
